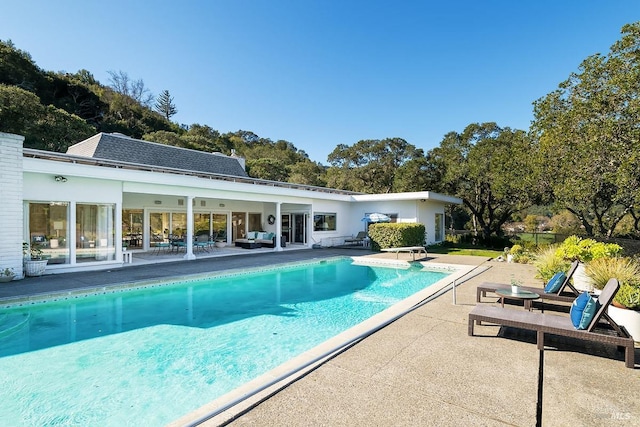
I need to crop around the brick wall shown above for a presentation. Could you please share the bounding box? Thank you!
[0,132,25,279]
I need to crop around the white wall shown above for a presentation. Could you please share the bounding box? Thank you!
[310,199,353,246]
[23,173,124,272]
[23,174,122,203]
[0,133,25,279]
[352,200,447,245]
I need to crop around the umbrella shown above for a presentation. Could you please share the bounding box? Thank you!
[361,213,391,223]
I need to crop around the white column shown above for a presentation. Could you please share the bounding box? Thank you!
[275,202,283,251]
[0,132,25,279]
[184,196,196,260]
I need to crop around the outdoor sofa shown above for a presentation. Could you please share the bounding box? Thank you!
[235,231,281,248]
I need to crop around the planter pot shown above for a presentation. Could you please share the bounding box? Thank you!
[507,254,514,263]
[608,305,640,342]
[0,275,15,283]
[511,285,520,293]
[215,242,226,248]
[24,259,48,277]
[572,262,594,292]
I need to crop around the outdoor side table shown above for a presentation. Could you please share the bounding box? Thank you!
[495,289,540,311]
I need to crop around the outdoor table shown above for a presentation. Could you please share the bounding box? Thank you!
[495,289,540,311]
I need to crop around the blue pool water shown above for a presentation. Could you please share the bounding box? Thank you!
[0,257,449,426]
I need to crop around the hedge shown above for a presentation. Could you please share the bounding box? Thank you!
[367,223,426,251]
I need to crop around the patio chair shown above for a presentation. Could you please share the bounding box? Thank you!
[469,278,635,368]
[194,234,210,252]
[345,231,367,246]
[476,260,580,305]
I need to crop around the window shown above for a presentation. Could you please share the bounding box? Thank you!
[150,212,170,245]
[313,213,336,231]
[194,213,211,237]
[248,213,262,231]
[213,214,227,241]
[435,213,444,242]
[27,202,69,265]
[171,212,187,237]
[77,203,115,262]
[122,209,143,249]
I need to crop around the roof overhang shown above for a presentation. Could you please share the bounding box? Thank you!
[351,191,462,204]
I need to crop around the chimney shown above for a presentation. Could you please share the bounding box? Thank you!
[230,149,245,170]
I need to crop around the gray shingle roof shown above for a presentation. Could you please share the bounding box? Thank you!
[66,133,248,177]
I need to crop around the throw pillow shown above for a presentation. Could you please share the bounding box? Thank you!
[544,272,567,293]
[570,292,599,329]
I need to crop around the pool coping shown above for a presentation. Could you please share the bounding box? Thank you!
[0,256,354,308]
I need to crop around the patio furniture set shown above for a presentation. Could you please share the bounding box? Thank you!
[469,260,636,368]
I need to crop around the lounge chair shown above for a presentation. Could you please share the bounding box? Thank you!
[476,260,581,305]
[469,278,635,368]
[345,231,367,246]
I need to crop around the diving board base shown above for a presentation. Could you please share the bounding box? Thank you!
[380,246,427,261]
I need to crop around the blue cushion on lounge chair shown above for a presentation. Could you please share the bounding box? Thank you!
[570,291,599,329]
[544,272,566,293]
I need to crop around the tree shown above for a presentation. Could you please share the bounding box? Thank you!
[549,210,582,235]
[288,160,327,186]
[428,122,539,241]
[155,89,177,121]
[523,214,540,233]
[246,158,289,181]
[107,70,154,106]
[531,22,640,237]
[326,138,426,193]
[0,84,94,150]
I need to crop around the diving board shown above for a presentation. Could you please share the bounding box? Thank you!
[380,246,428,261]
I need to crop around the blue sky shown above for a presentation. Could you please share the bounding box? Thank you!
[2,1,639,163]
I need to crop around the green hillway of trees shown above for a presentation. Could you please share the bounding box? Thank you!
[2,22,640,242]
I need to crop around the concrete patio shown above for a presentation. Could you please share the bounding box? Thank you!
[1,248,638,426]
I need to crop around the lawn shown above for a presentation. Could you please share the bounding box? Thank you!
[427,245,503,258]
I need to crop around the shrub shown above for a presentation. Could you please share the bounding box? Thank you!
[479,234,512,249]
[509,244,524,255]
[506,243,535,264]
[533,244,569,281]
[614,281,640,310]
[585,257,640,291]
[444,233,461,245]
[555,235,622,263]
[368,223,425,251]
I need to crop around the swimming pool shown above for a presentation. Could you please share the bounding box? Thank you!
[0,257,454,426]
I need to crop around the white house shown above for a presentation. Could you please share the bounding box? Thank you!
[0,131,461,277]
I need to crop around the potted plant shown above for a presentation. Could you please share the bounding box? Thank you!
[23,242,48,277]
[608,280,640,342]
[507,244,524,263]
[510,277,523,294]
[0,267,15,283]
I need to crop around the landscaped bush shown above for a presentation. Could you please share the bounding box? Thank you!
[368,223,425,251]
[533,244,570,281]
[614,281,640,310]
[478,234,512,249]
[555,235,622,263]
[585,257,640,291]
